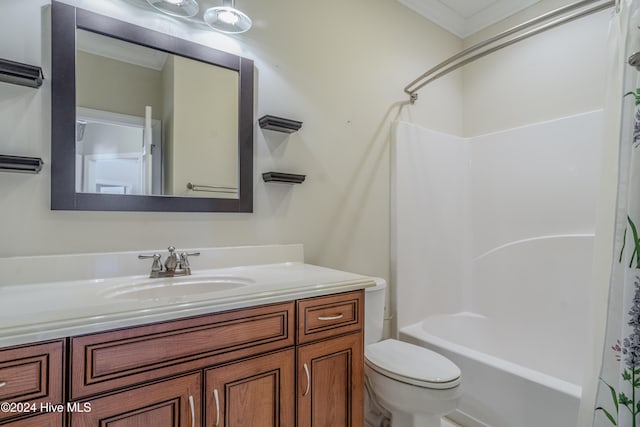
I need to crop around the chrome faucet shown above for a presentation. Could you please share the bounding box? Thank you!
[139,246,200,278]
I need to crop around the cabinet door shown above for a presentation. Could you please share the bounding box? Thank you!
[205,349,295,427]
[69,372,201,427]
[297,333,364,427]
[0,412,62,427]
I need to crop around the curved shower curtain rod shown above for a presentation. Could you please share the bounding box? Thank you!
[404,0,616,103]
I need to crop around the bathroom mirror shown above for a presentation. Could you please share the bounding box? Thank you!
[51,1,254,212]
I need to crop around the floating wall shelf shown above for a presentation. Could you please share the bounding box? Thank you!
[258,115,302,133]
[0,58,44,88]
[0,155,44,173]
[262,172,306,184]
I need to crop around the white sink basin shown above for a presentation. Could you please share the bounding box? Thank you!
[101,275,255,300]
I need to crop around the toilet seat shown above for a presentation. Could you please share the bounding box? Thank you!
[365,339,461,390]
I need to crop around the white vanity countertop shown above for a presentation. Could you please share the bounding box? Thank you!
[0,261,375,347]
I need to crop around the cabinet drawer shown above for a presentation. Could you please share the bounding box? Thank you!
[71,302,294,399]
[297,290,363,344]
[0,340,64,421]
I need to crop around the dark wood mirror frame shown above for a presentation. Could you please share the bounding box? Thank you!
[51,1,254,212]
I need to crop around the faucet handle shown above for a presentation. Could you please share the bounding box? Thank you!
[138,253,163,275]
[179,251,200,264]
[179,251,200,274]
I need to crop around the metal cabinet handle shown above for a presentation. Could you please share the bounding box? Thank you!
[303,363,311,397]
[214,389,220,427]
[317,313,344,321]
[188,395,195,427]
[0,381,6,388]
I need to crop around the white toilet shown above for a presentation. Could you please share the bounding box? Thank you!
[364,279,461,427]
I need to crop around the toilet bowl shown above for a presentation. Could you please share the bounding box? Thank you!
[365,279,461,427]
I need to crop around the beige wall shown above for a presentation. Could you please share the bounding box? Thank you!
[76,50,163,119]
[0,0,462,288]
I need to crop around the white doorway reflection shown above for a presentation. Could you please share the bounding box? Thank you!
[75,107,162,195]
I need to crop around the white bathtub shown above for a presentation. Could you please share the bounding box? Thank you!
[400,312,582,427]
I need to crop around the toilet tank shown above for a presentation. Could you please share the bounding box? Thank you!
[365,278,387,345]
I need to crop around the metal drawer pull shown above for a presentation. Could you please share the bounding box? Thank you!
[214,388,220,427]
[317,313,344,321]
[303,363,311,397]
[188,395,195,427]
[0,382,6,388]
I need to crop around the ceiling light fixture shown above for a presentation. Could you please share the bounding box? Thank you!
[145,0,200,18]
[204,0,252,34]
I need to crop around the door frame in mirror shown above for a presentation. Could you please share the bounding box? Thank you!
[51,1,254,212]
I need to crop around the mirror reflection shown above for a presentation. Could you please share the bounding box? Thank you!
[75,29,239,199]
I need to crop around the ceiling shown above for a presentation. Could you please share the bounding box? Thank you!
[397,0,543,38]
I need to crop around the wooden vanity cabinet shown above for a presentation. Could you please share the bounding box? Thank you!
[0,289,365,427]
[296,291,365,427]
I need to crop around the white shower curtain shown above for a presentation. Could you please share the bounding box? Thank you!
[594,2,640,426]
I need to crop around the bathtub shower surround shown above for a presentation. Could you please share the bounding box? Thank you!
[392,110,603,427]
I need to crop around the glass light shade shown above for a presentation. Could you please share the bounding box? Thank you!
[146,0,199,18]
[204,6,252,34]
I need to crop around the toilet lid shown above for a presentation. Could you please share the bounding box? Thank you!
[365,339,461,389]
